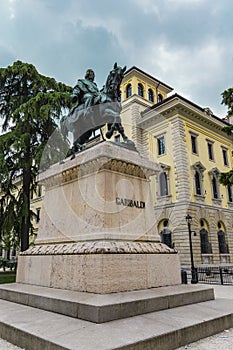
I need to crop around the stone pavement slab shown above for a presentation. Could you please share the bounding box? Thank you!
[0,283,214,323]
[1,295,233,349]
[176,328,233,350]
[175,284,233,349]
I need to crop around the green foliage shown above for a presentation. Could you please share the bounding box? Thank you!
[220,87,233,187]
[219,170,233,186]
[222,125,233,136]
[0,257,17,273]
[0,60,72,251]
[221,88,233,117]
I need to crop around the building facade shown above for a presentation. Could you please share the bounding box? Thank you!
[119,66,233,267]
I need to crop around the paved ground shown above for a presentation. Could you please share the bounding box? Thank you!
[0,284,232,350]
[176,284,233,349]
[0,339,23,350]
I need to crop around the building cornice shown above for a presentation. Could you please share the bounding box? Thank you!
[123,66,173,94]
[139,94,230,134]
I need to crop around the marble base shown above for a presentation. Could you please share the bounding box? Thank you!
[17,250,181,294]
[35,142,161,245]
[17,142,181,294]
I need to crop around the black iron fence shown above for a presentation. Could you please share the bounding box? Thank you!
[197,266,233,285]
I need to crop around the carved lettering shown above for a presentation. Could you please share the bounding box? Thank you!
[116,197,145,209]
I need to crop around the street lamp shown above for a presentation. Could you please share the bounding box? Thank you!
[185,214,198,284]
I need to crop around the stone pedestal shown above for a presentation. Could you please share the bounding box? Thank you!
[17,142,181,293]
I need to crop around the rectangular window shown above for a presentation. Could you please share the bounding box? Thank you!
[227,185,233,202]
[191,135,198,154]
[222,149,229,166]
[157,136,165,155]
[212,177,218,199]
[36,208,41,223]
[38,184,42,197]
[207,142,214,160]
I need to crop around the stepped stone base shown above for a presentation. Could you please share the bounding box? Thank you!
[0,283,214,323]
[17,247,181,294]
[1,284,233,350]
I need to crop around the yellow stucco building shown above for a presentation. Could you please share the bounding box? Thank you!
[118,66,233,268]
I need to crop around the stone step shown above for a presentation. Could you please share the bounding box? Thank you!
[0,297,233,350]
[0,283,214,323]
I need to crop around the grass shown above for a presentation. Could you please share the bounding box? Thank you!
[0,271,16,284]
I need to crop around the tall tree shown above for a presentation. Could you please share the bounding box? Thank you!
[219,87,233,186]
[0,60,72,251]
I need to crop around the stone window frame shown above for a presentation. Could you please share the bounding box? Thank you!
[156,134,166,156]
[200,227,212,254]
[156,163,172,204]
[189,131,199,155]
[158,219,174,249]
[138,83,144,98]
[221,146,229,167]
[191,161,206,201]
[199,219,213,263]
[159,172,169,196]
[208,167,222,205]
[206,138,215,161]
[126,83,132,98]
[226,184,233,208]
[38,184,42,197]
[157,93,163,103]
[194,171,202,195]
[148,88,154,103]
[217,229,229,254]
[36,207,41,223]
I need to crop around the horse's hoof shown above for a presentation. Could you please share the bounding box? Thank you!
[106,131,113,139]
[70,154,75,160]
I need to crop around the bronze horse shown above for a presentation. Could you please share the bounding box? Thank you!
[61,63,129,154]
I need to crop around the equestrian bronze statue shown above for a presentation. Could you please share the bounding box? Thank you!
[61,63,134,155]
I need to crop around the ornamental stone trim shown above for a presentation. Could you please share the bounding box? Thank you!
[20,241,177,256]
[41,158,156,190]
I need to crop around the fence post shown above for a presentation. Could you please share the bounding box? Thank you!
[219,267,224,285]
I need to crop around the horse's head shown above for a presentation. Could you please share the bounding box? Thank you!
[105,63,127,101]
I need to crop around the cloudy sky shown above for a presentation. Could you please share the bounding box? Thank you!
[1,0,233,118]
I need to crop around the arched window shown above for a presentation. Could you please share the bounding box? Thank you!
[212,177,218,199]
[200,228,212,254]
[160,220,173,248]
[160,172,168,196]
[194,171,201,195]
[157,93,163,103]
[126,84,132,98]
[148,89,154,102]
[138,83,144,97]
[218,229,229,254]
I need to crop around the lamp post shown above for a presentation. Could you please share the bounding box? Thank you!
[185,214,198,284]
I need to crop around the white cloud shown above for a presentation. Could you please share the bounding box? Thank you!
[0,0,232,117]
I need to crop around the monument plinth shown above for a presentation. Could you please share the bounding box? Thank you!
[17,142,181,293]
